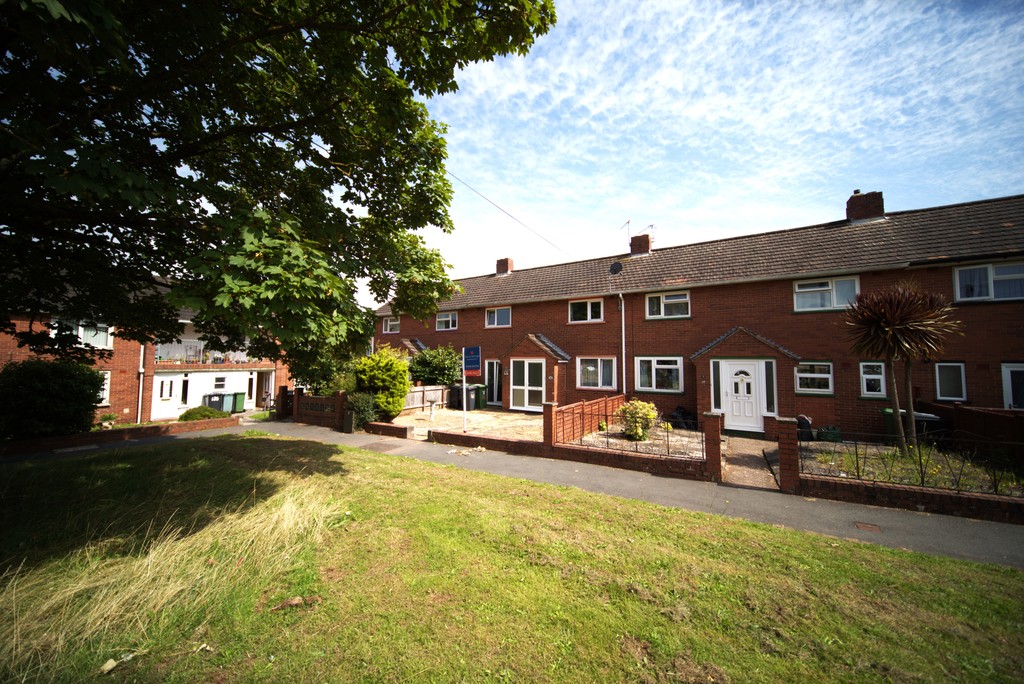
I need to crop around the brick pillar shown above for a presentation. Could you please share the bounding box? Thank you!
[293,386,304,420]
[334,391,346,430]
[776,416,800,493]
[703,412,723,482]
[276,385,289,421]
[543,402,557,447]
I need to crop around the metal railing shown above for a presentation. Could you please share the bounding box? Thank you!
[799,430,1024,498]
[155,339,257,364]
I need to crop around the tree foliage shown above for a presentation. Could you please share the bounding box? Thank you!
[0,359,104,438]
[408,345,463,386]
[846,281,961,457]
[0,0,555,374]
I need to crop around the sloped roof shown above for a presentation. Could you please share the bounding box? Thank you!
[376,194,1024,315]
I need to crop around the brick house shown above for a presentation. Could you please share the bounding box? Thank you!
[0,315,292,425]
[373,191,1024,437]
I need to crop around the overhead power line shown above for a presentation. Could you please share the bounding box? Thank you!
[447,170,569,256]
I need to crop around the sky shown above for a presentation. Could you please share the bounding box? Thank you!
[366,0,1024,305]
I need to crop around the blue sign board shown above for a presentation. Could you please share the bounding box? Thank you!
[463,346,481,377]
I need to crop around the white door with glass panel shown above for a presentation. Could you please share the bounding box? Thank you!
[1004,363,1024,409]
[511,359,545,412]
[722,361,762,431]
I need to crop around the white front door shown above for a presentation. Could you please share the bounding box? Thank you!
[1003,363,1024,409]
[722,361,763,432]
[511,359,545,412]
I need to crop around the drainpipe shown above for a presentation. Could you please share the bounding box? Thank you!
[136,343,146,424]
[619,293,627,396]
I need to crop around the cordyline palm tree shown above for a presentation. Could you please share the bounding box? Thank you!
[845,282,962,460]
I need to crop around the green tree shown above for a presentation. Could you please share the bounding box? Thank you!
[845,282,961,463]
[0,359,104,438]
[353,345,410,422]
[408,345,463,386]
[0,0,555,371]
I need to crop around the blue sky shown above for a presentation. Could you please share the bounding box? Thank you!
[372,0,1024,303]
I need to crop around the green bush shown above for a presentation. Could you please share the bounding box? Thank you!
[354,345,410,423]
[0,359,104,439]
[617,400,658,441]
[347,392,377,429]
[408,345,463,386]
[179,406,230,421]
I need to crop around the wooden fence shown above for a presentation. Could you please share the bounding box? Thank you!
[552,394,625,444]
[404,385,450,412]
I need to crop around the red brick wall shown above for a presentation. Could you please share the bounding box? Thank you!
[374,263,1023,436]
[0,316,152,425]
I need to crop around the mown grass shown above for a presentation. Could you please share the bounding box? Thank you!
[1,434,1022,682]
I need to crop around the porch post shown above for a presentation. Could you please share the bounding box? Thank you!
[702,412,723,482]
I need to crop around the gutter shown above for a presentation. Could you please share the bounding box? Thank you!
[136,343,146,424]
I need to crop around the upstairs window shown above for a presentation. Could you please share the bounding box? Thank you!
[383,317,400,334]
[795,362,833,394]
[646,291,690,319]
[52,320,114,349]
[569,299,603,323]
[794,277,858,311]
[486,306,511,328]
[955,263,1024,301]
[436,312,458,331]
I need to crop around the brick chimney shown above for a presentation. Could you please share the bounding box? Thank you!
[496,258,513,275]
[630,234,652,256]
[846,190,885,221]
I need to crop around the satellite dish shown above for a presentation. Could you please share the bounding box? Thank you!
[609,262,623,275]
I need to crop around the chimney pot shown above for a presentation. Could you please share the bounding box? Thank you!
[630,234,652,256]
[846,190,884,221]
[496,258,513,275]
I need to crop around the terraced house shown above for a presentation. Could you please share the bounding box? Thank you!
[375,191,1024,437]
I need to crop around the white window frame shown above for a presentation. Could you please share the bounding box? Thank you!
[954,262,1024,302]
[383,316,400,334]
[214,376,227,390]
[635,356,683,393]
[646,291,691,319]
[52,320,115,349]
[795,362,833,395]
[576,356,616,390]
[935,362,966,401]
[859,362,886,398]
[793,277,859,311]
[485,306,512,328]
[435,311,458,331]
[568,299,603,323]
[98,371,111,406]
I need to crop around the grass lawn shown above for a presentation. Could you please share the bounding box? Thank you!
[1,432,1022,682]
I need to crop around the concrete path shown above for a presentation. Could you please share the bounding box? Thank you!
[17,420,1024,570]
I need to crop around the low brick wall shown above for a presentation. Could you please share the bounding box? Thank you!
[799,474,1024,524]
[427,429,712,480]
[365,422,416,439]
[1,416,241,458]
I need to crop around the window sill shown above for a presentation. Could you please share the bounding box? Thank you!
[644,316,691,321]
[796,392,834,397]
[568,320,605,325]
[635,389,684,394]
[577,386,617,392]
[859,395,889,401]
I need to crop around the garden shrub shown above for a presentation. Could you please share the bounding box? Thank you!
[347,392,378,429]
[179,406,229,421]
[0,359,104,439]
[353,345,410,422]
[617,400,658,441]
[408,345,462,386]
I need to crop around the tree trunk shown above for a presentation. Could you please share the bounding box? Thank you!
[887,356,908,458]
